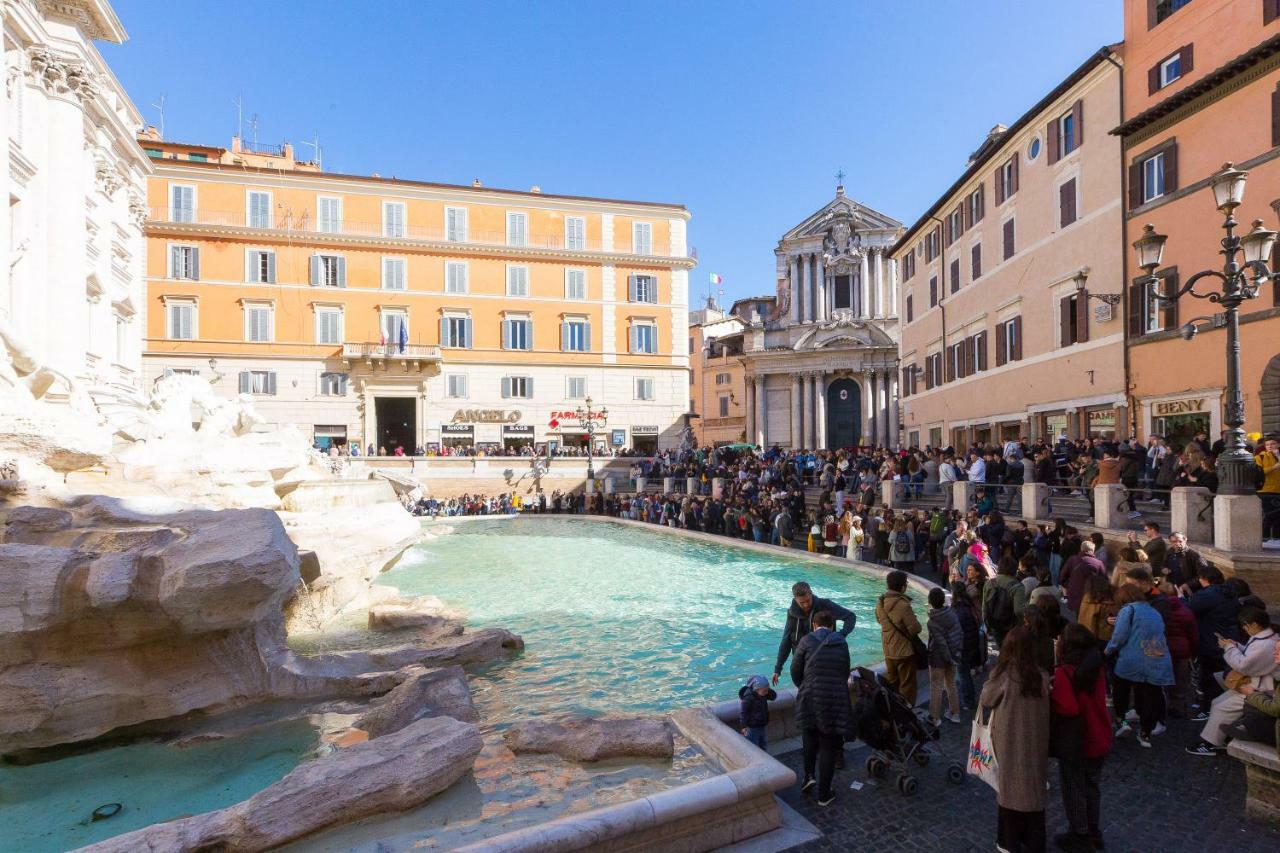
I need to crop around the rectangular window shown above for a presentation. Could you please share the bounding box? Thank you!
[1060,292,1090,346]
[246,249,275,283]
[715,372,730,385]
[719,396,730,417]
[929,275,938,307]
[968,187,984,225]
[316,308,343,344]
[906,294,914,322]
[319,371,348,396]
[244,303,273,342]
[1002,219,1015,260]
[170,245,199,280]
[503,316,533,350]
[382,257,406,291]
[565,216,586,251]
[166,301,195,340]
[567,376,587,399]
[635,377,655,401]
[1000,160,1014,200]
[382,311,409,346]
[948,209,962,242]
[998,317,1022,363]
[441,315,471,348]
[949,259,961,294]
[630,274,658,303]
[631,322,657,354]
[188,152,208,162]
[925,228,939,261]
[506,265,529,297]
[1060,178,1078,228]
[317,197,342,234]
[1059,112,1077,157]
[565,269,586,300]
[312,254,345,288]
[971,243,982,279]
[562,317,591,352]
[1143,152,1165,202]
[446,374,468,398]
[382,201,406,238]
[506,212,528,247]
[1154,0,1191,26]
[633,221,653,255]
[445,206,468,241]
[247,191,271,228]
[238,370,277,395]
[170,185,195,222]
[1160,53,1182,87]
[502,376,533,399]
[445,261,468,294]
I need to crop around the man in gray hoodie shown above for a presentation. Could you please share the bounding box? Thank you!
[926,587,964,724]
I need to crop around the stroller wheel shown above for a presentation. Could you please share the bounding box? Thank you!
[865,756,887,779]
[896,773,918,796]
[912,749,931,767]
[947,763,965,784]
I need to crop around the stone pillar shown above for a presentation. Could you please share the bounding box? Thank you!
[686,476,698,495]
[635,476,647,493]
[816,254,827,323]
[789,255,801,325]
[754,375,767,446]
[662,476,675,494]
[744,375,756,445]
[1171,486,1213,545]
[585,475,596,495]
[864,373,877,446]
[954,481,976,513]
[1023,483,1050,521]
[790,373,803,450]
[815,371,828,449]
[882,479,902,509]
[712,477,724,499]
[887,376,899,450]
[1093,484,1126,529]
[869,248,881,317]
[800,254,811,323]
[803,373,816,449]
[859,252,871,318]
[1213,493,1263,552]
[603,476,616,494]
[888,253,899,316]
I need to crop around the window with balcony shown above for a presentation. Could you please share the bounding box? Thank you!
[630,321,657,354]
[445,261,467,294]
[244,302,273,342]
[382,201,406,238]
[317,197,342,234]
[170,185,195,222]
[565,268,586,300]
[562,317,591,352]
[246,249,275,283]
[316,308,343,344]
[633,221,653,255]
[506,265,529,297]
[566,376,587,399]
[311,254,346,288]
[635,377,655,401]
[445,206,468,241]
[440,314,471,348]
[382,310,409,346]
[382,257,406,291]
[629,274,658,303]
[565,216,586,251]
[238,370,277,395]
[506,212,528,247]
[502,376,533,399]
[247,190,271,228]
[319,371,348,396]
[169,245,199,280]
[166,300,196,340]
[503,315,533,350]
[446,374,468,398]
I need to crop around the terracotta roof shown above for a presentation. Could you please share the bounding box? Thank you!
[1111,33,1280,137]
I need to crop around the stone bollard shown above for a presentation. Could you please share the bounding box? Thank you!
[1022,483,1050,522]
[687,476,698,495]
[585,476,596,495]
[635,476,647,494]
[1214,493,1263,552]
[663,476,675,494]
[1092,484,1126,530]
[953,481,976,512]
[603,476,615,495]
[712,477,724,499]
[881,480,901,509]
[1171,486,1212,544]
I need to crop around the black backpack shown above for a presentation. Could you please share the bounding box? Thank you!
[986,581,1015,632]
[893,530,912,556]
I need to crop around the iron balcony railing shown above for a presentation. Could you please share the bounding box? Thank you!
[149,207,690,259]
[342,342,442,360]
[238,141,286,157]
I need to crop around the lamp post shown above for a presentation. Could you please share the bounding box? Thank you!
[1133,162,1277,495]
[575,396,609,485]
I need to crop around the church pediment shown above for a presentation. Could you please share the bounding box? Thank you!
[780,191,902,243]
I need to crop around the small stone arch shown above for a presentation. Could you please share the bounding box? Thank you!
[1262,353,1280,436]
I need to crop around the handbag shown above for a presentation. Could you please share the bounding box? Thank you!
[1222,669,1249,691]
[890,615,929,670]
[1048,709,1086,760]
[967,705,999,792]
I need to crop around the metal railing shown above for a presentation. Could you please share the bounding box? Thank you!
[970,482,1023,515]
[239,141,286,156]
[148,207,691,260]
[342,342,442,360]
[1111,487,1173,528]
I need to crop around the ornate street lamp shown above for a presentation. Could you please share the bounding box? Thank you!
[574,396,609,485]
[1134,163,1277,495]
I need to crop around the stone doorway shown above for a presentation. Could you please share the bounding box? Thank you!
[825,377,861,448]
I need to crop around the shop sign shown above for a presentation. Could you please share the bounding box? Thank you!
[450,409,522,424]
[503,424,535,435]
[611,428,627,446]
[1154,399,1206,417]
[441,424,474,435]
[631,425,659,436]
[550,409,607,421]
[1087,409,1116,429]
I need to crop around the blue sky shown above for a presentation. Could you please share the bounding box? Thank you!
[104,0,1122,306]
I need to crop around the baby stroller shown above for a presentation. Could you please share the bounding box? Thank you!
[849,666,965,796]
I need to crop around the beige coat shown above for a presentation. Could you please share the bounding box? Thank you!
[875,590,921,661]
[979,668,1051,813]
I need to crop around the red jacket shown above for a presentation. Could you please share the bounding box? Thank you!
[1051,663,1113,760]
[1163,595,1199,661]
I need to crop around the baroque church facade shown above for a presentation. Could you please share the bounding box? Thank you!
[733,185,903,449]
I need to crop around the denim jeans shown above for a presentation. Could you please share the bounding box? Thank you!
[745,726,767,750]
[956,665,977,709]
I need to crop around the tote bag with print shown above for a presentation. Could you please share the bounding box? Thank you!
[967,705,999,793]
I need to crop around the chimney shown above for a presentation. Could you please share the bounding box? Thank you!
[231,135,243,154]
[138,125,161,141]
[472,178,482,188]
[530,185,541,194]
[371,172,381,178]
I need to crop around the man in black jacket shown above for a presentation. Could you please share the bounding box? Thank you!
[773,581,856,686]
[791,609,852,806]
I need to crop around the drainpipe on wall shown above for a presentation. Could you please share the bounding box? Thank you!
[1101,47,1132,440]
[928,213,949,446]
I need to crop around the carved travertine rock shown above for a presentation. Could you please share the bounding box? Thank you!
[355,664,479,737]
[504,716,675,762]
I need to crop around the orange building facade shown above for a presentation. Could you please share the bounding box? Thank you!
[1116,0,1280,445]
[141,137,694,454]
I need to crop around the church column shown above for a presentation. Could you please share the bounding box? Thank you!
[788,256,799,325]
[744,374,756,444]
[816,253,827,323]
[754,375,767,445]
[867,372,880,446]
[888,375,900,449]
[859,252,871,319]
[881,371,892,448]
[798,255,809,324]
[790,373,803,449]
[802,372,816,449]
[887,254,899,316]
[815,371,828,449]
[870,248,882,318]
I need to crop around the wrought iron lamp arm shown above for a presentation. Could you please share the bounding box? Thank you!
[1149,268,1226,304]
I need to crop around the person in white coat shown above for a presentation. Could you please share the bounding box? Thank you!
[1187,606,1279,756]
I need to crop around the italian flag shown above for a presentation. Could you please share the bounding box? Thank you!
[709,273,722,285]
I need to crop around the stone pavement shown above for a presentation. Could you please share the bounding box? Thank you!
[775,714,1280,852]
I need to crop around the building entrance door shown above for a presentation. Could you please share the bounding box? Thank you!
[825,378,861,449]
[375,397,416,454]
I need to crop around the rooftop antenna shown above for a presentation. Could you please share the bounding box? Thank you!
[232,93,243,141]
[150,93,166,139]
[299,132,322,170]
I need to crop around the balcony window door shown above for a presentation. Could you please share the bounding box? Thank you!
[247,191,271,228]
[318,197,342,234]
[170,185,195,222]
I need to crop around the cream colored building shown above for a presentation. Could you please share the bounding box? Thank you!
[892,48,1128,450]
[2,0,150,395]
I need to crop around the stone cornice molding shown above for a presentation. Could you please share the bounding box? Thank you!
[34,0,127,43]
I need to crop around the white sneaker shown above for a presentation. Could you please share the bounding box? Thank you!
[946,712,963,724]
[1263,539,1280,550]
[1115,721,1133,737]
[1152,722,1168,736]
[1127,511,1143,519]
[1125,709,1139,723]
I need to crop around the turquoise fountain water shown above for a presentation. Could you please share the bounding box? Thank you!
[385,516,902,723]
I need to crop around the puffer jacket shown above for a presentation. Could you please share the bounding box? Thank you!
[738,684,776,730]
[926,606,963,668]
[876,590,922,660]
[1163,593,1198,661]
[791,627,852,735]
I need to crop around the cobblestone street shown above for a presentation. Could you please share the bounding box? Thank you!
[776,715,1280,853]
